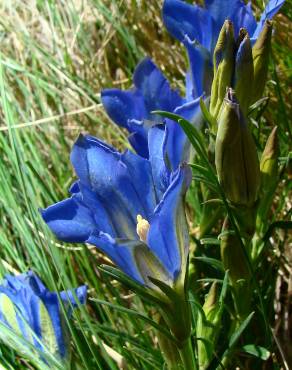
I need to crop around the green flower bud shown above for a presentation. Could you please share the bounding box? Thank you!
[220,218,251,319]
[252,21,273,103]
[215,89,260,207]
[197,283,221,369]
[260,126,279,192]
[257,126,279,230]
[210,20,236,120]
[234,32,254,115]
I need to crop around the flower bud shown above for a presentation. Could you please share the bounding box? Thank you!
[257,126,279,229]
[252,21,273,103]
[220,218,251,319]
[215,89,260,207]
[234,32,254,115]
[260,126,279,192]
[210,20,236,120]
[197,282,221,369]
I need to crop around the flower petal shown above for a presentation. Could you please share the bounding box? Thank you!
[162,0,213,50]
[148,125,170,200]
[40,195,96,243]
[252,0,285,39]
[87,232,144,284]
[231,1,257,36]
[133,57,182,114]
[70,135,156,237]
[183,36,213,97]
[101,88,146,129]
[164,97,202,170]
[147,164,192,280]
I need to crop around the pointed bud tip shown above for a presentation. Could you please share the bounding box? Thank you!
[262,126,279,161]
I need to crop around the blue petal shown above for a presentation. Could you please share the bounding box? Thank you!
[133,57,182,115]
[185,71,194,101]
[252,0,285,39]
[231,2,257,36]
[128,131,149,158]
[121,149,157,215]
[165,97,202,170]
[148,125,170,201]
[71,135,156,238]
[60,285,87,309]
[147,164,192,279]
[87,232,144,284]
[183,36,213,97]
[41,194,96,243]
[101,88,146,129]
[162,0,213,50]
[205,0,242,33]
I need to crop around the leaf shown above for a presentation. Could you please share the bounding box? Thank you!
[200,238,220,245]
[91,298,176,343]
[199,97,217,132]
[229,312,255,348]
[242,344,270,360]
[193,257,224,273]
[219,271,229,307]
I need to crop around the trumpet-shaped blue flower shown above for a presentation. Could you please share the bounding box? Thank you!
[162,0,285,96]
[101,57,202,168]
[0,271,87,359]
[41,133,192,288]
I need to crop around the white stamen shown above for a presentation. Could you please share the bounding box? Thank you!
[136,215,150,242]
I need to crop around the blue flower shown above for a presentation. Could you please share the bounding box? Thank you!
[101,57,202,168]
[162,0,285,96]
[0,271,87,359]
[41,133,192,289]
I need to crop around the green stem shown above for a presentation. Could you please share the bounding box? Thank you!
[178,337,197,370]
[153,312,182,369]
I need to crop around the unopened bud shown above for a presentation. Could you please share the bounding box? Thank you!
[197,282,221,369]
[220,218,251,319]
[215,89,260,207]
[256,127,279,229]
[234,32,254,115]
[210,20,236,120]
[252,21,273,103]
[260,126,279,192]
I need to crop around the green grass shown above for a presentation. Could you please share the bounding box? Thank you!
[0,0,291,369]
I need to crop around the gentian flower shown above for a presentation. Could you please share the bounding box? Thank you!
[101,57,202,169]
[0,271,87,360]
[41,133,192,290]
[162,0,285,97]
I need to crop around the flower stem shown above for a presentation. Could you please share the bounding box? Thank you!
[178,337,197,370]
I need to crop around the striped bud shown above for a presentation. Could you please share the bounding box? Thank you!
[210,20,236,120]
[252,21,273,103]
[215,89,260,207]
[234,31,254,115]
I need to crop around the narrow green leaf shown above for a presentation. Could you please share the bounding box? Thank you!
[242,344,270,360]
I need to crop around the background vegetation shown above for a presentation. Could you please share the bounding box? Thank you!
[0,0,291,368]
